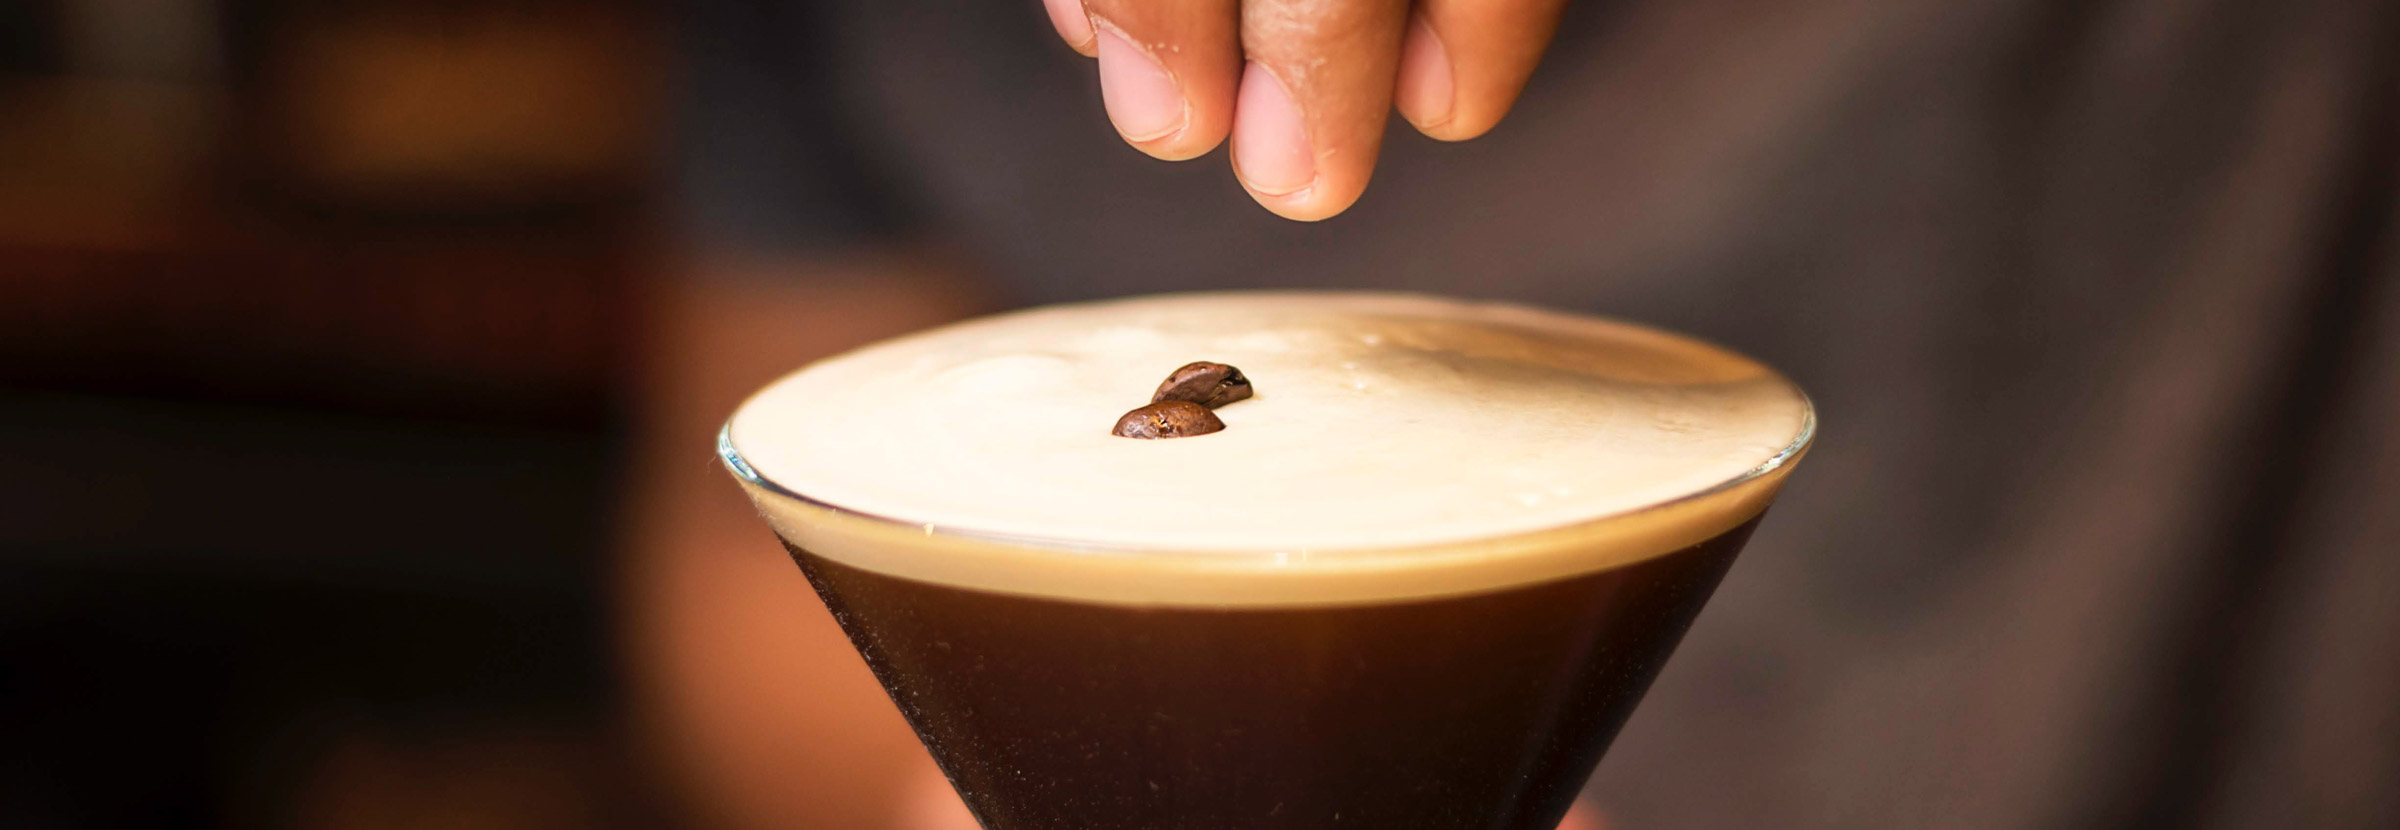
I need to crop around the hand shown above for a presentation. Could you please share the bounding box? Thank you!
[1042,0,1571,221]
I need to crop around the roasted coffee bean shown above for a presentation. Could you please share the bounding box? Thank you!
[1151,361,1253,409]
[1112,400,1226,439]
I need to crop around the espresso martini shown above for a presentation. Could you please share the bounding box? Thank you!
[722,292,1814,829]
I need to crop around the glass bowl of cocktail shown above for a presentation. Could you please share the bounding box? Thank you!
[721,292,1813,829]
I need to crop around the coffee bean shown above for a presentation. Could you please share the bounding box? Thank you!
[1112,401,1225,439]
[1151,361,1253,409]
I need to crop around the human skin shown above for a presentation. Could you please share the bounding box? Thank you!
[1042,0,1572,220]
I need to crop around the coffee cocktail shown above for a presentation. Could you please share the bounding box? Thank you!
[723,292,1813,829]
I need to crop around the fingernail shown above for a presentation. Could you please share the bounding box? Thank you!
[1396,16,1455,130]
[1096,27,1186,143]
[1042,0,1094,53]
[1233,63,1314,196]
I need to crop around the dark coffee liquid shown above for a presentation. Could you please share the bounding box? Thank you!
[784,516,1761,830]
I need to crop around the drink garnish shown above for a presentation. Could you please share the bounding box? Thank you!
[1112,400,1226,439]
[1115,362,1251,438]
[1151,361,1253,409]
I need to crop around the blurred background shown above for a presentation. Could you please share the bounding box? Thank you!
[4,0,2395,828]
[2,1,658,827]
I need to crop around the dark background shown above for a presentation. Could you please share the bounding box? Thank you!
[4,1,655,826]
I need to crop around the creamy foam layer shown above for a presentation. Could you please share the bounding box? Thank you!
[726,292,1812,605]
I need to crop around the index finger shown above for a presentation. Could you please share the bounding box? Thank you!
[1233,0,1412,220]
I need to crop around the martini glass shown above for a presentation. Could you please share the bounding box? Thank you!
[719,296,1813,829]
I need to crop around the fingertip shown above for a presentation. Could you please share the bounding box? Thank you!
[1131,132,1227,163]
[1395,16,1460,137]
[1410,92,1508,142]
[1044,0,1098,55]
[1412,116,1501,143]
[1400,0,1569,142]
[1231,62,1379,221]
[1231,64,1311,187]
[1096,27,1190,144]
[1090,12,1236,162]
[1242,185,1366,222]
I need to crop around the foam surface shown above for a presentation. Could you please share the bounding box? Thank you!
[725,292,1812,604]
